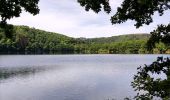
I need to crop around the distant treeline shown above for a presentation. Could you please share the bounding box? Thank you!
[0,25,169,54]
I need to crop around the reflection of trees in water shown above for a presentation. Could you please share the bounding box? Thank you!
[0,66,50,80]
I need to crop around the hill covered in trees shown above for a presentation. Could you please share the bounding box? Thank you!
[0,25,168,54]
[83,34,150,44]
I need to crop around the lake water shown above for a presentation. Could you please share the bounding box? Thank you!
[0,54,168,100]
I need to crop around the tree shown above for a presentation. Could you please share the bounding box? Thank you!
[0,0,40,24]
[153,42,167,54]
[111,0,170,28]
[78,0,170,99]
[147,24,170,51]
[77,0,111,13]
[78,0,170,28]
[0,0,40,38]
[131,57,170,99]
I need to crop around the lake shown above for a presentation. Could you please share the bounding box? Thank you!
[0,54,168,100]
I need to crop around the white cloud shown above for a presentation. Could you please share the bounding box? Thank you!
[7,0,170,38]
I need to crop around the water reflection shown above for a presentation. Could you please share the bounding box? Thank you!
[0,66,54,81]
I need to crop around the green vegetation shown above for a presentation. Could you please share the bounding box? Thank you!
[0,25,156,54]
[0,25,169,55]
[78,0,170,99]
[0,25,76,54]
[76,39,149,54]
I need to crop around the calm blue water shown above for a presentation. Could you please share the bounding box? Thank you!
[0,54,168,100]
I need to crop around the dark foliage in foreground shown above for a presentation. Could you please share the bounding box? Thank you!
[132,57,170,99]
[0,0,39,24]
[147,24,170,51]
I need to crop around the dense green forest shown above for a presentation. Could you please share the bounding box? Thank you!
[0,25,169,54]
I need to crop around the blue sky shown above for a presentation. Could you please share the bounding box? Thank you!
[8,0,170,38]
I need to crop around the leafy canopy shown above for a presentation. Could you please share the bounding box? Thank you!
[147,24,170,50]
[111,0,170,28]
[78,0,170,28]
[77,0,111,13]
[0,0,40,24]
[132,57,170,99]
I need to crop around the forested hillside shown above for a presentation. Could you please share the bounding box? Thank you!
[0,26,76,54]
[84,34,150,44]
[0,25,168,54]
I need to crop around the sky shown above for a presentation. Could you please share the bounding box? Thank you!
[8,0,170,38]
